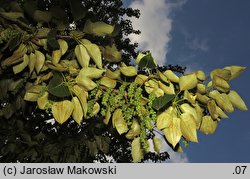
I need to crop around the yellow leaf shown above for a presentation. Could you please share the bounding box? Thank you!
[184,90,196,105]
[196,93,210,104]
[52,49,62,64]
[214,93,234,113]
[13,54,29,74]
[156,111,171,130]
[179,73,198,91]
[76,76,97,91]
[131,137,143,162]
[120,66,137,77]
[24,85,44,102]
[223,66,246,80]
[157,70,169,83]
[195,70,206,81]
[71,85,88,118]
[103,106,111,125]
[126,119,140,139]
[28,53,36,74]
[210,68,231,81]
[84,20,114,36]
[180,113,198,142]
[152,88,164,97]
[197,84,207,94]
[57,39,68,55]
[37,91,49,110]
[75,44,90,68]
[163,70,179,83]
[92,102,100,116]
[135,74,148,85]
[228,90,248,111]
[35,50,45,74]
[200,116,217,135]
[102,44,122,62]
[135,53,146,64]
[105,69,121,80]
[180,103,200,128]
[52,100,74,124]
[207,100,218,119]
[163,117,182,147]
[100,76,117,88]
[112,109,128,135]
[153,137,162,153]
[72,97,84,125]
[158,81,175,95]
[84,43,102,69]
[77,67,104,79]
[212,75,230,92]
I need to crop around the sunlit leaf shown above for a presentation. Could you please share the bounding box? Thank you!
[131,137,143,162]
[52,100,74,124]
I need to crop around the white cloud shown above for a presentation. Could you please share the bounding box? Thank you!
[129,0,187,65]
[186,37,209,52]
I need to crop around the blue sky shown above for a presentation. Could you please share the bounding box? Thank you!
[125,0,250,162]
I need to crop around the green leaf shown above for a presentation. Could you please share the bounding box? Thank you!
[138,53,156,68]
[47,29,60,50]
[8,34,22,51]
[48,73,71,97]
[152,94,175,111]
[69,0,87,21]
[33,10,52,23]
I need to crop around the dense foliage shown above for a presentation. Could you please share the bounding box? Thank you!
[0,0,248,162]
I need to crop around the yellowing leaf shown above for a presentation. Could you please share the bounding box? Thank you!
[156,111,171,130]
[120,66,137,77]
[76,76,97,91]
[72,97,84,125]
[196,93,210,104]
[228,90,248,111]
[24,85,44,102]
[126,119,140,139]
[195,70,206,81]
[197,84,207,94]
[158,81,175,95]
[131,137,143,162]
[100,76,117,88]
[112,109,128,135]
[207,100,218,119]
[103,106,111,125]
[135,53,146,64]
[84,43,102,69]
[28,53,36,74]
[52,49,62,64]
[163,70,179,83]
[37,91,49,110]
[179,73,198,91]
[92,102,100,116]
[214,93,234,113]
[200,116,217,135]
[13,54,29,74]
[184,90,196,105]
[84,20,114,36]
[157,70,169,83]
[224,66,246,80]
[71,85,88,118]
[57,39,68,55]
[102,44,122,62]
[77,67,104,79]
[35,50,45,74]
[163,117,182,147]
[153,137,162,153]
[180,113,198,142]
[212,75,230,92]
[180,103,200,128]
[210,68,231,81]
[75,44,90,68]
[52,100,74,124]
[105,69,121,80]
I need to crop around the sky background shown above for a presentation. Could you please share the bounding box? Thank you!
[125,0,250,162]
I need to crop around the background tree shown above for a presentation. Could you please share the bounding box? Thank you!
[0,0,247,162]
